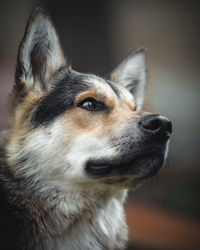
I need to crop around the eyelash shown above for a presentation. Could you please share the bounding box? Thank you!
[77,97,107,112]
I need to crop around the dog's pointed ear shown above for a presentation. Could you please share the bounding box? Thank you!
[15,7,67,93]
[109,47,147,111]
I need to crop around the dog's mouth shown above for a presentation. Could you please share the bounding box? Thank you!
[85,148,165,180]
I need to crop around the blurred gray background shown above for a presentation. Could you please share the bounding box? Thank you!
[0,0,200,249]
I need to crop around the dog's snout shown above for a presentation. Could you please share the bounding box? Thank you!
[140,114,172,136]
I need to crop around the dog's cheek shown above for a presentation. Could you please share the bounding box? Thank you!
[92,108,134,140]
[61,108,102,131]
[63,133,117,178]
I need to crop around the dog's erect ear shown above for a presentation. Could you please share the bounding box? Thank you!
[15,7,67,93]
[109,47,147,111]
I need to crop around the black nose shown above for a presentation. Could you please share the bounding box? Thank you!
[140,114,172,137]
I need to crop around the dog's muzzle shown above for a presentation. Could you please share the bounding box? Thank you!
[86,114,172,180]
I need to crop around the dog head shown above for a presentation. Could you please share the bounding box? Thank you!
[7,8,172,192]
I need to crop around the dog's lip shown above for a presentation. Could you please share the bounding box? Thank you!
[86,149,164,178]
[89,164,110,169]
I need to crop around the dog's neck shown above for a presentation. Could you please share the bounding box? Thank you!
[16,181,128,249]
[43,187,128,250]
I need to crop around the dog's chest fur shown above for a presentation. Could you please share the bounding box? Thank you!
[52,193,128,250]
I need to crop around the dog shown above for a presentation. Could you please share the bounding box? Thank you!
[0,7,172,250]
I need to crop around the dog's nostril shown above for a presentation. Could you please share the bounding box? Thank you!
[140,114,172,135]
[142,116,161,131]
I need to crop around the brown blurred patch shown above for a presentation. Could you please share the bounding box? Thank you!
[125,202,200,249]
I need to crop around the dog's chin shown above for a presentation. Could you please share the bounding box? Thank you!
[85,149,166,183]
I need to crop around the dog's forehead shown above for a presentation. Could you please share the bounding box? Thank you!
[83,73,134,102]
[84,74,117,98]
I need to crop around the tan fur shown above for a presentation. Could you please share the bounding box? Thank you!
[70,87,138,138]
[11,92,44,126]
[123,97,136,111]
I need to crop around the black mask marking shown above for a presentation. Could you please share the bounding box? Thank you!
[31,70,89,127]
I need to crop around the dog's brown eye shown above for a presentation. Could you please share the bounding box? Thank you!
[82,101,95,110]
[77,97,106,112]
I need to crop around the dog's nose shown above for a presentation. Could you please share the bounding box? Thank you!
[140,114,172,137]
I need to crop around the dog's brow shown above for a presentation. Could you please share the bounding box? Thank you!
[106,80,120,97]
[84,75,117,98]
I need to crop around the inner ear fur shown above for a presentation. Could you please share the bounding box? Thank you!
[109,47,147,111]
[13,7,67,103]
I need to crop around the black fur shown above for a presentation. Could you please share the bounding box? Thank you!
[31,70,89,127]
[106,80,120,97]
[0,144,32,250]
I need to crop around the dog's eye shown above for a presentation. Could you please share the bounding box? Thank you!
[77,98,106,112]
[81,100,95,110]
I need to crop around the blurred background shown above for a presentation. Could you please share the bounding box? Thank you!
[0,0,200,249]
